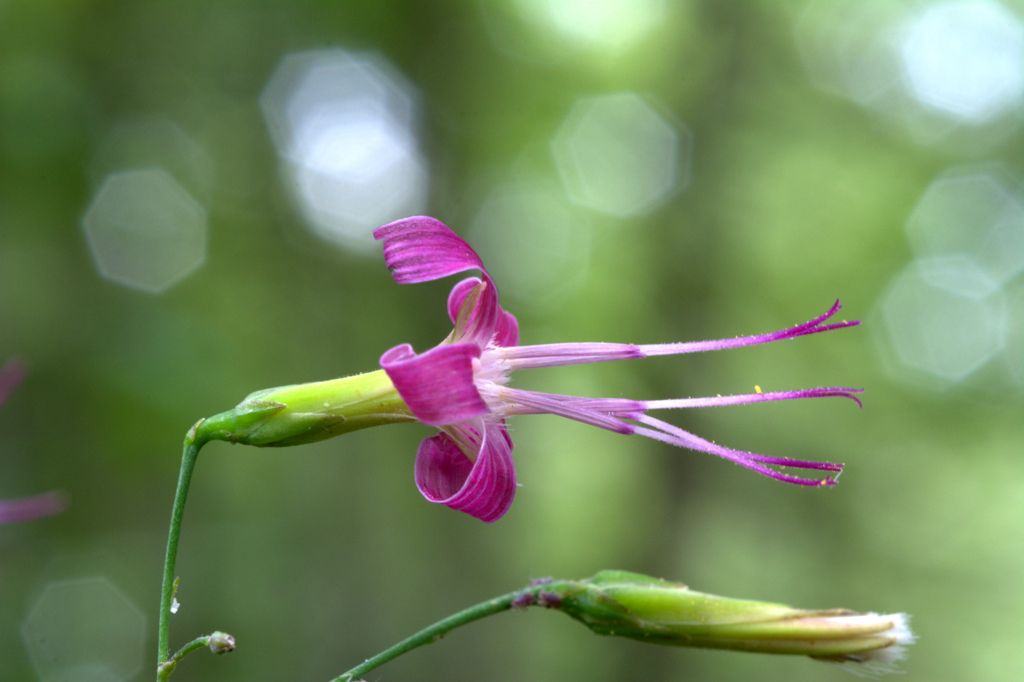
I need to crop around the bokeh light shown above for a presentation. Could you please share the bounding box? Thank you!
[905,166,1024,286]
[82,168,208,294]
[510,0,666,54]
[468,179,591,306]
[21,577,146,681]
[1006,282,1024,387]
[260,49,428,252]
[90,119,213,199]
[796,0,1024,147]
[899,0,1024,125]
[878,258,1007,383]
[551,93,685,218]
[794,0,906,107]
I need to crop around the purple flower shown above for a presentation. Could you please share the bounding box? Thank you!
[374,217,862,522]
[0,359,66,525]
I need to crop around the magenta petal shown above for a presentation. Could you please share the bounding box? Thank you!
[447,276,520,348]
[495,310,519,347]
[447,277,483,324]
[376,218,519,347]
[374,216,488,284]
[380,342,490,426]
[414,421,517,522]
[447,277,507,347]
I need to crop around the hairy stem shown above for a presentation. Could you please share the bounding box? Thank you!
[156,426,204,679]
[157,631,235,681]
[157,635,208,681]
[329,583,569,682]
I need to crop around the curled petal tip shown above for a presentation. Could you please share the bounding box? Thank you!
[819,387,864,408]
[814,388,864,408]
[823,300,862,331]
[821,465,846,486]
[414,423,517,522]
[373,216,487,285]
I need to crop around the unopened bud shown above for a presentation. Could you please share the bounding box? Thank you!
[207,631,236,655]
[194,370,412,447]
[554,571,913,669]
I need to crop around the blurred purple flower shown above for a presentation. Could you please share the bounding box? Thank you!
[0,358,27,405]
[375,217,862,522]
[0,490,66,524]
[0,359,66,524]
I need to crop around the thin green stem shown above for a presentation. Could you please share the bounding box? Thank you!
[157,631,236,682]
[156,425,204,679]
[170,634,212,661]
[329,583,567,682]
[157,635,209,681]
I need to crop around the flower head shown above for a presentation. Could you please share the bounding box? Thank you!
[201,217,861,523]
[372,217,862,522]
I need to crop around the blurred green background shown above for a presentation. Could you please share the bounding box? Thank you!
[2,0,1023,680]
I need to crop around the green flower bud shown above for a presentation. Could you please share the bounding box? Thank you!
[555,571,913,668]
[207,631,236,655]
[193,370,413,447]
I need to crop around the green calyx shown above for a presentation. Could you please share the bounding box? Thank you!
[193,369,414,447]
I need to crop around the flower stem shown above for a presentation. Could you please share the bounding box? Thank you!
[156,635,208,681]
[156,424,205,679]
[157,631,236,681]
[328,583,570,682]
